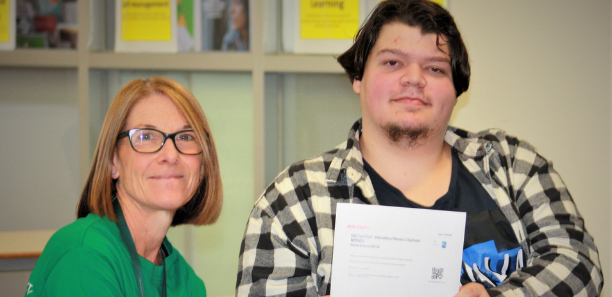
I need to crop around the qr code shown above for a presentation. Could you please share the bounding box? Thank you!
[431,267,444,279]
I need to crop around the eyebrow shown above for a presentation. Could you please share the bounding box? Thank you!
[138,124,193,130]
[376,49,450,63]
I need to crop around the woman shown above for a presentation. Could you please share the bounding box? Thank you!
[26,76,223,296]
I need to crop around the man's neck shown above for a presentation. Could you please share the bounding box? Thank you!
[360,123,453,207]
[117,195,173,265]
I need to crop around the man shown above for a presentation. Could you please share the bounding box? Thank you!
[236,0,603,296]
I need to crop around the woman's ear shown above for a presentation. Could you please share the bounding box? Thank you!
[111,152,120,180]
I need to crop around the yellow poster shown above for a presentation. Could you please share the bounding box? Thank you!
[0,0,9,42]
[300,0,359,39]
[429,0,447,8]
[121,0,172,41]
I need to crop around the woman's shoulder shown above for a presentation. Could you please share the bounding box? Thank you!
[35,213,126,272]
[27,215,127,296]
[47,214,120,251]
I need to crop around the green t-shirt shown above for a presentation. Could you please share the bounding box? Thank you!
[25,214,206,297]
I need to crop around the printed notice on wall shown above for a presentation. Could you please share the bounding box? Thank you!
[284,0,378,54]
[121,0,172,41]
[0,0,9,42]
[331,203,466,296]
[430,0,448,8]
[0,0,15,50]
[115,0,177,52]
[300,0,359,39]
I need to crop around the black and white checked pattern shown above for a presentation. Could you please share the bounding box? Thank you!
[236,119,602,297]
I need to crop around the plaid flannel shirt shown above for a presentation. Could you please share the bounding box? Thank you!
[237,119,603,297]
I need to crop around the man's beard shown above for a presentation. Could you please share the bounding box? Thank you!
[383,123,431,147]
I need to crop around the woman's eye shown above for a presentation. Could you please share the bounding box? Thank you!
[178,133,196,141]
[139,133,154,140]
[133,130,161,142]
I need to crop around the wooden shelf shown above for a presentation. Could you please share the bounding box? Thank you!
[0,49,79,68]
[0,230,56,259]
[264,53,344,74]
[0,51,346,74]
[88,52,255,72]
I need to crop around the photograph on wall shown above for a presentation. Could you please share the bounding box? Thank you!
[15,0,77,49]
[177,0,196,51]
[200,0,249,51]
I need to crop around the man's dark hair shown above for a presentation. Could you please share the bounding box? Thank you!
[337,0,470,97]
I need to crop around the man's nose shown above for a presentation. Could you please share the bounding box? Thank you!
[400,64,426,88]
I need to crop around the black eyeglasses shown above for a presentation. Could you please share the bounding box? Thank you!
[117,128,203,155]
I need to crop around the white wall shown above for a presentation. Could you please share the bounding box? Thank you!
[0,68,80,231]
[0,68,80,297]
[450,0,611,293]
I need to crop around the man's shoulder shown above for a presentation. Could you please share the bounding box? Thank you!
[448,126,514,142]
[254,141,352,211]
[274,141,349,184]
[448,126,537,152]
[448,126,546,170]
[273,119,362,183]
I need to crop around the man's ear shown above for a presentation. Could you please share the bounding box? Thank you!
[352,78,362,95]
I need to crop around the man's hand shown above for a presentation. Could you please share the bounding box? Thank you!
[454,283,490,297]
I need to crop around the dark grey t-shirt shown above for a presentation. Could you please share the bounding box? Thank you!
[364,150,524,288]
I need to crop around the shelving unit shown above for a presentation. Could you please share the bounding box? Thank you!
[0,0,346,193]
[0,50,79,68]
[88,52,256,71]
[0,1,352,296]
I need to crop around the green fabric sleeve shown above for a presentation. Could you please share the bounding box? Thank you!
[43,247,126,297]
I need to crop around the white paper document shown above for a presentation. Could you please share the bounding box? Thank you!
[331,203,467,296]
